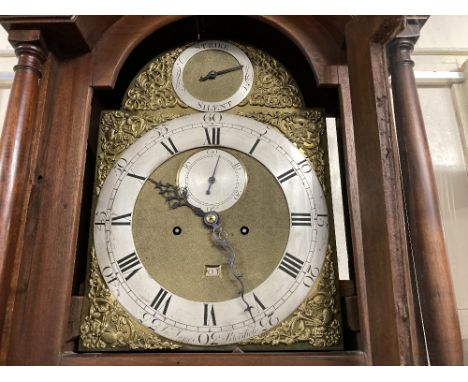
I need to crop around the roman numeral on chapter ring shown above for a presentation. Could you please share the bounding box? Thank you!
[204,127,220,145]
[249,138,260,155]
[277,168,297,183]
[95,212,132,226]
[150,288,172,315]
[116,252,142,281]
[111,212,132,226]
[278,253,304,279]
[127,173,146,181]
[203,303,217,326]
[291,212,312,226]
[253,293,266,311]
[161,137,178,155]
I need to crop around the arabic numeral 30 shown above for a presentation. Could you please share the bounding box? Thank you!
[259,312,279,329]
[197,332,221,346]
[115,158,128,174]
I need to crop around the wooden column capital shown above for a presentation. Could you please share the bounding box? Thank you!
[387,17,427,65]
[8,30,47,77]
[388,39,415,66]
[13,44,47,77]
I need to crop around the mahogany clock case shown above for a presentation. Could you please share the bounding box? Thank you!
[0,15,462,365]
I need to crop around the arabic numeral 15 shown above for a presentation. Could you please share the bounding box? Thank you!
[303,265,320,288]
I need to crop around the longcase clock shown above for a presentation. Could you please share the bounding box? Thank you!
[0,15,462,365]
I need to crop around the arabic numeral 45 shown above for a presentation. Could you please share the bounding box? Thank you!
[94,211,108,230]
[102,265,118,285]
[115,158,128,174]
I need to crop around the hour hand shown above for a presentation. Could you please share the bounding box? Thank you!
[199,65,243,81]
[148,179,205,217]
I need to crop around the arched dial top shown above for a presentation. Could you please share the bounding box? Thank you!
[93,113,328,346]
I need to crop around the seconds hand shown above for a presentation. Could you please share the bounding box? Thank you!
[206,155,221,195]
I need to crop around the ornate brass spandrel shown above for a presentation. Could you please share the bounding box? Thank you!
[80,248,181,351]
[243,246,340,347]
[96,110,181,194]
[123,47,188,111]
[238,44,304,109]
[238,109,328,191]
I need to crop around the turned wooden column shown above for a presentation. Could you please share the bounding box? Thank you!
[388,24,463,365]
[0,30,47,363]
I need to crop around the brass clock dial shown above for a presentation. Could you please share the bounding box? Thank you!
[93,113,329,346]
[82,39,342,352]
[172,40,254,111]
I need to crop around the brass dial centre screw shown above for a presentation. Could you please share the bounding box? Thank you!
[204,212,220,226]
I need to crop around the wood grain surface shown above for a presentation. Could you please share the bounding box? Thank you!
[388,33,464,365]
[0,30,47,365]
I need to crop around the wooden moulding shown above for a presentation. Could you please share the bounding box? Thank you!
[256,15,347,85]
[91,16,348,89]
[60,351,367,366]
[0,16,120,58]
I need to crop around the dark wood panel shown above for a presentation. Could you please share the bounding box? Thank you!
[344,16,423,365]
[92,16,185,88]
[257,16,346,85]
[336,64,368,351]
[61,351,366,366]
[0,16,120,58]
[5,52,93,365]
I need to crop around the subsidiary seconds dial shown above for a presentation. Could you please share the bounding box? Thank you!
[178,148,247,212]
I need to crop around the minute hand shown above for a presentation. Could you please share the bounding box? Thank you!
[199,65,243,81]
